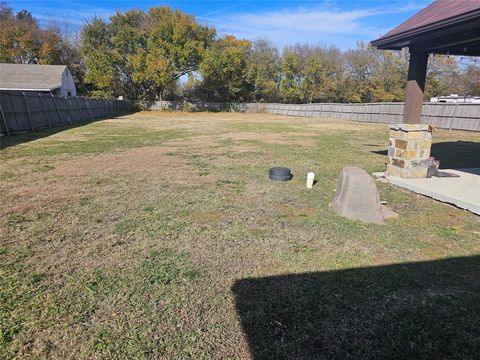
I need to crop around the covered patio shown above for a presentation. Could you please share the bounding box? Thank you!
[371,0,480,214]
[371,0,480,125]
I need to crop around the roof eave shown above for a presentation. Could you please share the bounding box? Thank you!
[0,86,61,92]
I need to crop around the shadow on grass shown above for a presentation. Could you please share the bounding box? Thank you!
[0,120,100,150]
[232,255,480,360]
[372,141,480,169]
[0,113,136,150]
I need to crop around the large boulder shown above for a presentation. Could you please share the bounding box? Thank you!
[332,166,384,224]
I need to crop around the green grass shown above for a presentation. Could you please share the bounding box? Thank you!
[1,112,479,359]
[1,247,201,359]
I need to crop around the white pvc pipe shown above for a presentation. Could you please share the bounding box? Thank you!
[306,172,315,189]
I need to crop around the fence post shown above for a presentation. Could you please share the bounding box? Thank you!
[85,98,92,119]
[449,103,459,131]
[39,94,51,128]
[51,94,63,124]
[23,92,34,131]
[64,96,74,124]
[93,99,97,118]
[103,100,108,118]
[75,96,83,121]
[88,99,94,119]
[0,98,10,135]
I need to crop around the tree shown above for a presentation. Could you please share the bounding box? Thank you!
[81,7,215,100]
[279,45,304,103]
[3,1,475,103]
[300,45,343,103]
[82,13,145,99]
[278,44,344,103]
[461,62,480,95]
[425,55,460,98]
[342,43,377,102]
[369,49,408,102]
[0,3,64,64]
[198,35,253,102]
[247,39,280,102]
[341,42,408,103]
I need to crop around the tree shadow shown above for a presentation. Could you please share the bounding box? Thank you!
[372,141,480,169]
[232,255,480,360]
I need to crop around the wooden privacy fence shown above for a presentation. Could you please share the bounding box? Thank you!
[0,92,134,135]
[243,102,480,131]
[146,101,479,131]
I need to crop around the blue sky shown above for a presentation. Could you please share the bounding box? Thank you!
[9,0,431,49]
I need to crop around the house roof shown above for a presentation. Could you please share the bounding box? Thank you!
[371,0,480,56]
[0,63,67,91]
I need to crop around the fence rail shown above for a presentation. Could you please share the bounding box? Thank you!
[0,92,134,135]
[245,102,480,131]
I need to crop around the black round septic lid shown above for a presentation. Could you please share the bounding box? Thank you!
[269,167,293,181]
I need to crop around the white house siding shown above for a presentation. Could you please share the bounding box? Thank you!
[61,68,77,96]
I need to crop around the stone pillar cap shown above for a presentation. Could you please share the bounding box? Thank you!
[389,124,430,132]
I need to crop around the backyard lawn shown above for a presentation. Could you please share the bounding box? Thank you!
[1,112,480,359]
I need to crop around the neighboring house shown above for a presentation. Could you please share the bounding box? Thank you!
[0,63,77,96]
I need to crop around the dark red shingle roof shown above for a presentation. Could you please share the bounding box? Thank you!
[384,0,480,37]
[371,0,480,56]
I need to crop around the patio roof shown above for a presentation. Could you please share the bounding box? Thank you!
[371,0,480,56]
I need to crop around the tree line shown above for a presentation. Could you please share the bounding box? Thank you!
[1,2,479,103]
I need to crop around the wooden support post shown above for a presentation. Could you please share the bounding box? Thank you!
[403,50,428,124]
[23,92,34,130]
[0,98,10,135]
[51,94,63,124]
[39,94,51,128]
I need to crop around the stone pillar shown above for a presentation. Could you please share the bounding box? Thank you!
[403,50,428,124]
[386,124,432,178]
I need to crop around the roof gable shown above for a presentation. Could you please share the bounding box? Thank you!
[0,64,67,91]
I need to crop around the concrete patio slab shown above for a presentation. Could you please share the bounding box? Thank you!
[377,169,480,215]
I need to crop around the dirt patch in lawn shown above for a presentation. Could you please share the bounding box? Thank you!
[52,146,216,183]
[229,144,261,153]
[0,146,216,217]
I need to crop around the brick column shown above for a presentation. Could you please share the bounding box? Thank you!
[386,124,432,178]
